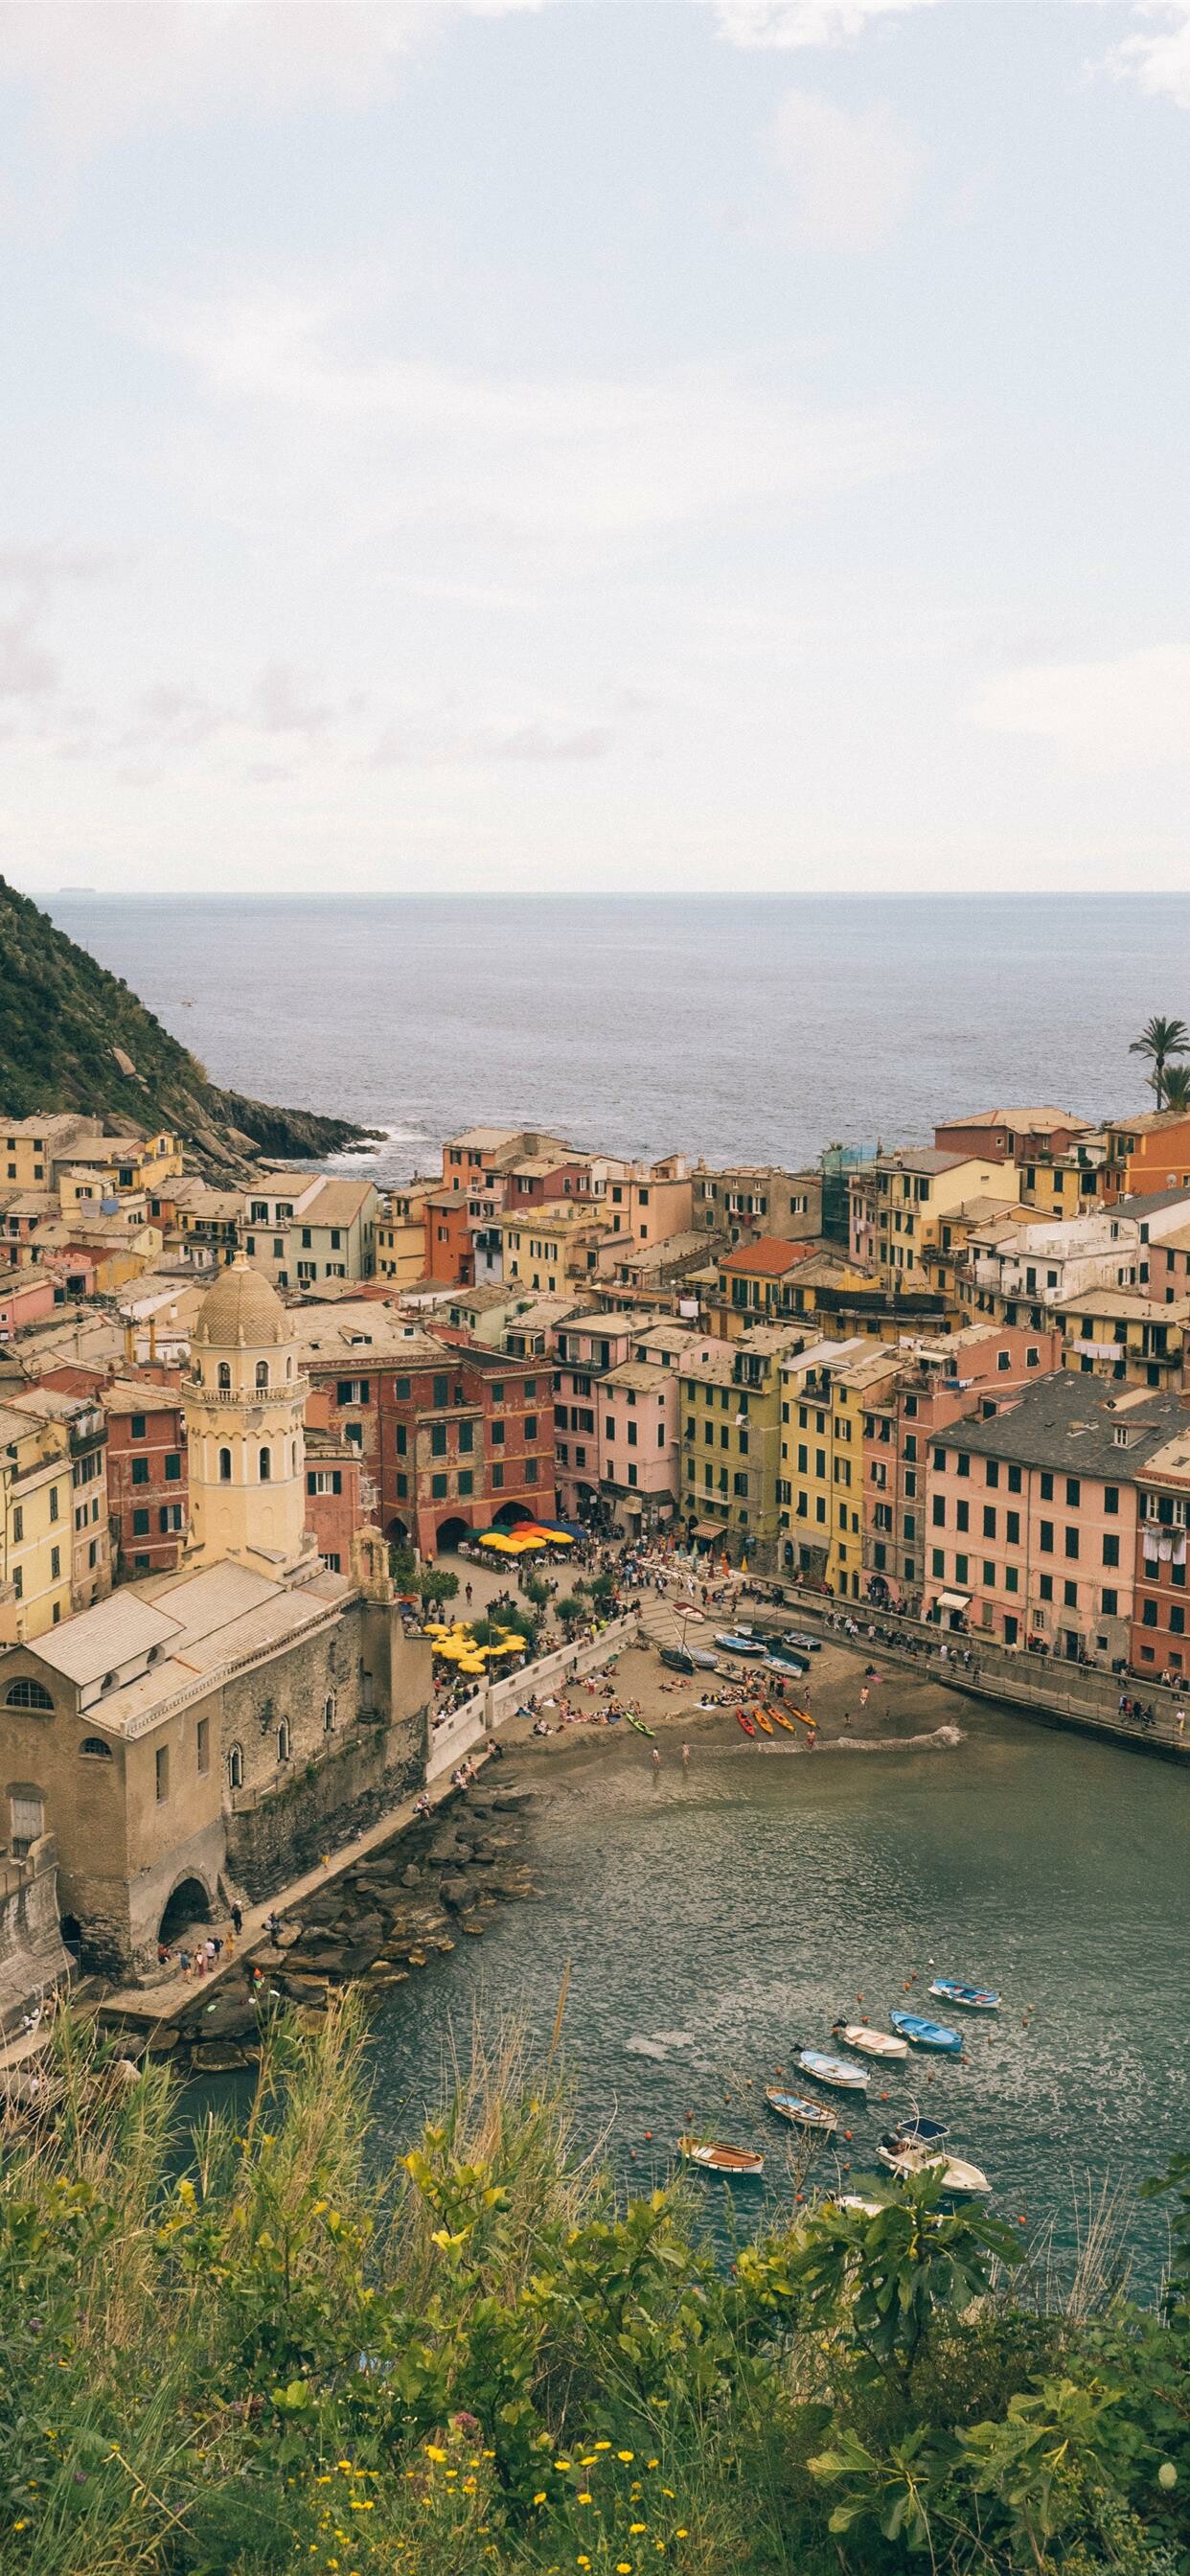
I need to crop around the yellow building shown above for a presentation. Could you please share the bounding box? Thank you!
[853,1150,1010,1287]
[377,1184,434,1283]
[775,1337,902,1595]
[498,1207,614,1295]
[708,1238,822,1339]
[1057,1287,1190,1391]
[678,1325,808,1563]
[0,1401,73,1644]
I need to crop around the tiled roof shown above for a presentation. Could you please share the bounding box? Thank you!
[720,1237,816,1277]
[935,1374,1184,1479]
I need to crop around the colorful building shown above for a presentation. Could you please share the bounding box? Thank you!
[691,1162,822,1246]
[0,1400,74,1644]
[709,1237,819,1337]
[678,1325,808,1564]
[103,1378,188,1579]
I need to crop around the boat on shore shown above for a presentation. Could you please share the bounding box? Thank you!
[715,1631,767,1659]
[626,1713,654,1738]
[736,1710,756,1736]
[753,1706,774,1735]
[681,2139,765,2175]
[929,1978,1000,2012]
[768,1706,799,1734]
[890,2010,963,2057]
[797,2047,870,2093]
[833,2021,908,2059]
[766,2088,838,2133]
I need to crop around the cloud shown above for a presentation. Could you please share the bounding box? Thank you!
[0,613,58,700]
[132,283,928,551]
[1096,3,1190,109]
[770,85,920,249]
[370,711,613,767]
[972,646,1190,774]
[716,0,942,51]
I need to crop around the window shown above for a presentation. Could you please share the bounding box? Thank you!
[218,1446,232,1482]
[985,1460,999,1487]
[955,1501,970,1532]
[5,1678,53,1711]
[255,1361,269,1390]
[228,1742,243,1789]
[1103,1484,1119,1516]
[431,1423,447,1458]
[1006,1510,1020,1545]
[1039,1573,1054,1601]
[155,1746,169,1805]
[259,1447,271,1482]
[165,1452,181,1482]
[491,1461,504,1488]
[1102,1588,1118,1618]
[525,1414,538,1442]
[1008,1464,1022,1492]
[1005,1565,1018,1593]
[1102,1532,1119,1568]
[132,1508,150,1537]
[80,1736,111,1759]
[131,1457,149,1486]
[931,1548,945,1577]
[1142,1599,1158,1627]
[1064,1526,1079,1559]
[1039,1520,1054,1552]
[1064,1579,1078,1608]
[982,1506,996,1538]
[954,1553,969,1584]
[491,1420,505,1446]
[48,1485,58,1521]
[50,1545,60,1579]
[196,1716,209,1776]
[1040,1471,1054,1501]
[1171,1604,1186,1635]
[433,1374,449,1409]
[431,1472,447,1499]
[956,1453,970,1478]
[490,1381,505,1402]
[130,1412,147,1439]
[336,1379,370,1406]
[394,1376,410,1400]
[458,1469,473,1495]
[218,1361,231,1391]
[459,1420,474,1454]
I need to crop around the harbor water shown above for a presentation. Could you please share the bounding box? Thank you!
[358,1712,1186,2293]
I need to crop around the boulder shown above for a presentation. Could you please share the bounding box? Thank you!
[191,2042,248,2072]
[487,1870,532,1898]
[438,1876,475,1913]
[461,1920,485,1937]
[275,1923,304,1949]
[428,1835,468,1864]
[400,1864,422,1888]
[190,1992,259,2041]
[339,1936,385,1977]
[145,2025,180,2055]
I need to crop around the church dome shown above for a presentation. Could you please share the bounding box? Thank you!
[193,1254,290,1348]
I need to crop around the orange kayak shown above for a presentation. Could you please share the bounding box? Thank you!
[753,1706,774,1735]
[768,1706,799,1735]
[736,1710,756,1736]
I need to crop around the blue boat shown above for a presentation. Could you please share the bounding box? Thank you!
[890,2010,963,2056]
[766,2088,838,2133]
[797,2047,870,2092]
[928,1978,1000,2012]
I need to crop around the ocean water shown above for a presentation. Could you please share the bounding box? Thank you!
[47,893,1190,1186]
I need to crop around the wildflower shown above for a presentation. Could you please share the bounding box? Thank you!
[577,2491,593,2505]
[647,2458,659,2470]
[617,2450,634,2462]
[676,2529,688,2539]
[629,2525,647,2535]
[534,2493,547,2505]
[424,2444,447,2464]
[594,2440,611,2451]
[554,2458,571,2471]
[617,2564,632,2573]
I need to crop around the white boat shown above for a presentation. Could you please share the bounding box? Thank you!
[833,2021,908,2060]
[797,2047,870,2093]
[834,2193,884,2217]
[928,1978,1000,2012]
[877,2132,992,2198]
[680,2138,765,2176]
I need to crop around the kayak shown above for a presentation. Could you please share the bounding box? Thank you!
[752,1706,774,1735]
[626,1713,655,1739]
[889,2011,963,2057]
[768,1707,800,1735]
[681,2139,765,2176]
[736,1710,756,1736]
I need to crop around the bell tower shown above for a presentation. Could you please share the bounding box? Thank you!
[184,1254,313,1578]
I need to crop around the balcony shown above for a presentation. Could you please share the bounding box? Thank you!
[186,1374,309,1407]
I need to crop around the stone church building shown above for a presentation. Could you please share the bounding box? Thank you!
[0,1258,431,1983]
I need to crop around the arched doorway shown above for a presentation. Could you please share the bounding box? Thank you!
[492,1501,532,1529]
[435,1514,471,1552]
[158,1876,212,1944]
[386,1515,409,1547]
[59,1913,81,1959]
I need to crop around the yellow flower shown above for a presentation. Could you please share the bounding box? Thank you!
[577,2491,593,2505]
[594,2440,611,2451]
[424,2444,447,2464]
[676,2529,688,2540]
[463,2477,477,2492]
[534,2493,547,2505]
[577,2561,591,2571]
[617,2564,632,2573]
[629,2525,647,2536]
[554,2459,571,2471]
[617,2450,634,2462]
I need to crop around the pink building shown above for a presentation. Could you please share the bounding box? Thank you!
[923,1373,1183,1664]
[552,1312,642,1524]
[0,1266,59,1335]
[863,1321,1063,1612]
[598,1328,732,1533]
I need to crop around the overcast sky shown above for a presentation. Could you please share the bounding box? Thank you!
[2,0,1188,899]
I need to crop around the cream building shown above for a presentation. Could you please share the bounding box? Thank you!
[185,1254,312,1578]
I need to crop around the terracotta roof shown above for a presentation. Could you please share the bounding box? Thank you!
[720,1238,816,1277]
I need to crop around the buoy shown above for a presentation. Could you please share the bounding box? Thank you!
[904,1981,912,1990]
[644,2130,652,2140]
[1018,2215,1026,2225]
[795,2192,804,2202]
[880,2091,888,2102]
[843,2130,852,2141]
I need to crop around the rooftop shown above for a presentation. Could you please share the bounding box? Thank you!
[936,1373,1185,1480]
[102,1377,183,1417]
[878,1148,970,1177]
[719,1237,816,1278]
[30,1560,349,1736]
[601,1360,671,1393]
[935,1107,1091,1136]
[298,1176,378,1227]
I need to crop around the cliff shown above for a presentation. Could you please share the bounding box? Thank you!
[0,879,375,1178]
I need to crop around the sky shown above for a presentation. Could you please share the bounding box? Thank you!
[1,0,1189,899]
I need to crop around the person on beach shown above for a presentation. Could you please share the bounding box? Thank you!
[652,1746,661,1771]
[681,1740,691,1768]
[231,1901,243,1936]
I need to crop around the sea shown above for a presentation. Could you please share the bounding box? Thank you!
[47,891,1190,1184]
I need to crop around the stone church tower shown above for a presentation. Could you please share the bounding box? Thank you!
[184,1254,313,1578]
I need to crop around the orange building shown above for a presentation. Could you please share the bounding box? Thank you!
[1102,1114,1190,1201]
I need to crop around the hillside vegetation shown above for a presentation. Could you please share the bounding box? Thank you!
[0,879,369,1170]
[0,1999,1184,2576]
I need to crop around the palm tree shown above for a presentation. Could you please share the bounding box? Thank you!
[1130,1016,1190,1110]
[1159,1063,1190,1116]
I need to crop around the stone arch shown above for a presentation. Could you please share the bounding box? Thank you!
[386,1515,409,1546]
[227,1741,243,1789]
[217,1361,231,1390]
[5,1677,54,1711]
[255,1360,269,1390]
[435,1514,471,1552]
[158,1874,213,1944]
[492,1501,533,1528]
[80,1736,113,1760]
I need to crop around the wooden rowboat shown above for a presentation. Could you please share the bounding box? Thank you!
[680,2138,765,2175]
[766,2088,837,2133]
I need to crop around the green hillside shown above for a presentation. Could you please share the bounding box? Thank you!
[0,878,370,1171]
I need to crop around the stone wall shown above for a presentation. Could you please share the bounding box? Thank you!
[225,1706,425,1899]
[0,1835,73,2032]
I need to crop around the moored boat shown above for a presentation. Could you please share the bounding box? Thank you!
[928,1978,1000,2012]
[715,1631,767,1658]
[889,2010,963,2057]
[833,2021,908,2059]
[766,2088,838,2133]
[680,2138,765,2175]
[797,2047,870,2093]
[876,2131,992,2197]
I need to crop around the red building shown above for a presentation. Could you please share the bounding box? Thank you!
[102,1377,188,1578]
[303,1332,555,1556]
